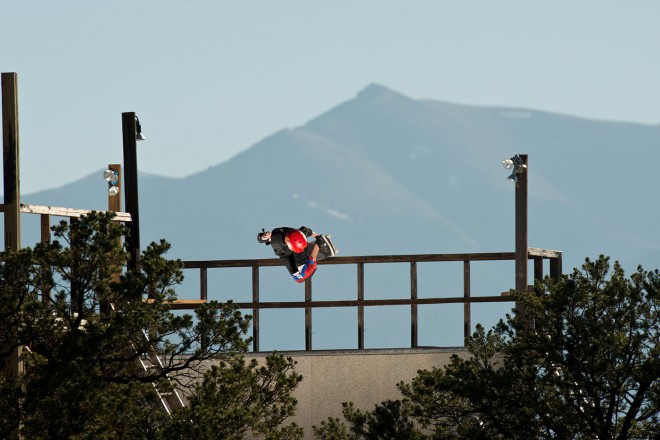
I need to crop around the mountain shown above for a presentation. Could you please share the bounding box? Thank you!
[20,84,660,349]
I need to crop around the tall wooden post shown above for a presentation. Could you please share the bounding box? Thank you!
[3,72,20,252]
[515,154,528,293]
[2,72,24,377]
[122,113,140,272]
[103,163,122,314]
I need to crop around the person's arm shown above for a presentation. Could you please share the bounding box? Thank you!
[299,226,318,238]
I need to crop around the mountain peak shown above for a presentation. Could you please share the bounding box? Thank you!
[356,83,409,101]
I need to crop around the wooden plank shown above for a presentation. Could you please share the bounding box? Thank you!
[160,295,515,310]
[19,203,132,222]
[528,247,562,258]
[183,252,521,269]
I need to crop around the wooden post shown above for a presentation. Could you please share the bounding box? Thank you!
[107,163,122,215]
[357,262,364,349]
[410,261,418,348]
[3,72,20,252]
[2,72,23,377]
[200,268,208,301]
[40,214,50,243]
[252,266,260,352]
[533,257,543,285]
[304,278,312,351]
[550,255,562,283]
[103,163,122,314]
[515,154,528,294]
[122,113,140,272]
[463,260,471,342]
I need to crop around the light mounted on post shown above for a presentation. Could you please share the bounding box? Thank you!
[502,154,527,183]
[104,169,119,196]
[135,116,146,141]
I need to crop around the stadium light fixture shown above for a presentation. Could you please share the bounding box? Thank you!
[136,116,146,141]
[502,154,527,183]
[104,169,119,196]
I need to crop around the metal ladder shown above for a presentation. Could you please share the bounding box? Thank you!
[136,336,186,416]
[109,304,186,416]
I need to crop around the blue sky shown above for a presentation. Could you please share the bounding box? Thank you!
[2,1,659,193]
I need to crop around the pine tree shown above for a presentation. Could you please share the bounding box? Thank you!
[0,212,302,439]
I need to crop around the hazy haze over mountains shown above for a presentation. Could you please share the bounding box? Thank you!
[21,84,660,349]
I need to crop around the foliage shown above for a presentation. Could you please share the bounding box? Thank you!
[0,212,302,439]
[312,400,422,440]
[313,256,660,439]
[163,354,303,439]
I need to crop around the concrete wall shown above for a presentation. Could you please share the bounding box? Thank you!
[246,348,467,437]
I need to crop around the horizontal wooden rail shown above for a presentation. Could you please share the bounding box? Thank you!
[182,251,549,269]
[0,203,132,222]
[162,295,514,310]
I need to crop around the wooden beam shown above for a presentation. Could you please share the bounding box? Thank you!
[528,247,562,259]
[159,295,515,310]
[182,252,522,269]
[3,72,20,252]
[515,154,528,293]
[2,71,23,377]
[15,203,132,222]
[122,112,140,271]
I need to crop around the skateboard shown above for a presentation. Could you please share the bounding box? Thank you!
[315,234,339,260]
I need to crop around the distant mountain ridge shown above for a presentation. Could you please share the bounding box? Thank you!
[24,83,660,269]
[20,84,660,348]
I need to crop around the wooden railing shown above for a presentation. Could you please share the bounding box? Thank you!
[177,248,562,352]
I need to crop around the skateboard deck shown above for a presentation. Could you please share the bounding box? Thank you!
[316,234,338,260]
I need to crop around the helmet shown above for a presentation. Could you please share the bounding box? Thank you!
[285,229,307,253]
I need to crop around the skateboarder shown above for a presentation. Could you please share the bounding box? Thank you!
[257,226,337,283]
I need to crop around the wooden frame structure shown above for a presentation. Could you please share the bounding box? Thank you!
[177,248,562,352]
[1,72,135,376]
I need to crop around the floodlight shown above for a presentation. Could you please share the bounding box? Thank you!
[103,169,118,185]
[104,169,120,196]
[502,154,527,182]
[136,116,146,141]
